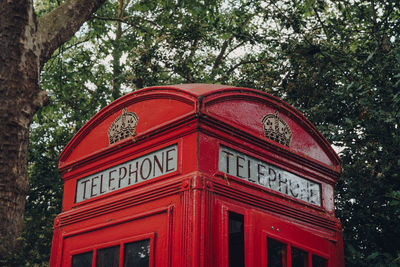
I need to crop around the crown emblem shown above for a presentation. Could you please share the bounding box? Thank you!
[262,111,292,146]
[108,108,139,144]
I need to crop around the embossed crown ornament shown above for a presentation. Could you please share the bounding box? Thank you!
[108,108,139,144]
[262,111,292,146]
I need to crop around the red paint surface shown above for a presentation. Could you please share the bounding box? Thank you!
[51,84,344,267]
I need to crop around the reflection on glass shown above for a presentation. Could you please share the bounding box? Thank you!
[312,254,328,267]
[72,251,93,267]
[229,212,245,267]
[96,245,120,267]
[291,247,309,267]
[267,237,287,267]
[124,239,150,267]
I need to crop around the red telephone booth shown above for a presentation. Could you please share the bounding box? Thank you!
[50,84,344,267]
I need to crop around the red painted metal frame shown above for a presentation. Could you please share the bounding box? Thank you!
[50,84,344,267]
[68,231,156,267]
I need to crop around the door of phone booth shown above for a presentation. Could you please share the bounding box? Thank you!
[50,84,344,266]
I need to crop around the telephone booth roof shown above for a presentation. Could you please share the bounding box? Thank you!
[59,83,340,177]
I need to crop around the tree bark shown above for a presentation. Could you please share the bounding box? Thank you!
[0,0,105,259]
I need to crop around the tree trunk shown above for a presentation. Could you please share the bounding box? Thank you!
[0,0,44,258]
[0,0,105,259]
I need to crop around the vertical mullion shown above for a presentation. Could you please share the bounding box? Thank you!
[119,242,124,267]
[265,237,268,267]
[287,244,291,267]
[308,252,312,267]
[92,249,97,267]
[149,238,154,267]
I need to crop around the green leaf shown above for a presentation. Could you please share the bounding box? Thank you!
[367,252,380,260]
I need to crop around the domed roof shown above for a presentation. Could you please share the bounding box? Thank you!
[59,84,340,175]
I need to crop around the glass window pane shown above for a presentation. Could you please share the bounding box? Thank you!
[291,247,309,267]
[229,212,244,267]
[124,239,150,267]
[72,251,93,267]
[267,237,287,267]
[312,254,328,267]
[96,245,120,267]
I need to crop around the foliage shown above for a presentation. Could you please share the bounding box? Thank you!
[13,0,400,265]
[267,1,400,265]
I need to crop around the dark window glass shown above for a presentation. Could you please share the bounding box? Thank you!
[267,237,287,267]
[72,251,93,267]
[312,254,328,267]
[291,247,308,267]
[229,212,244,267]
[124,239,150,267]
[96,245,120,267]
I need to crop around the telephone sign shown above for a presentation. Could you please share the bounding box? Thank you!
[218,145,321,206]
[75,145,177,202]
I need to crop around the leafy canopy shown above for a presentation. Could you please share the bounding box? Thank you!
[13,0,400,266]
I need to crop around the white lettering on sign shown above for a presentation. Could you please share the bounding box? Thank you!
[218,146,321,206]
[75,145,178,203]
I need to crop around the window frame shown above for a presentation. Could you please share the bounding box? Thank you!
[261,230,330,267]
[69,232,155,267]
[217,201,255,267]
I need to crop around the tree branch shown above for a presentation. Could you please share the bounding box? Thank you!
[212,38,231,74]
[212,15,252,75]
[312,6,330,40]
[221,59,260,80]
[37,0,106,68]
[91,15,124,22]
